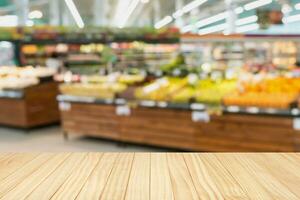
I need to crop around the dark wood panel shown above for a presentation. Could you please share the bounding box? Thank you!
[0,99,27,127]
[0,82,59,128]
[60,103,300,152]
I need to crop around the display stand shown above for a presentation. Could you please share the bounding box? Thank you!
[59,95,300,152]
[0,82,59,128]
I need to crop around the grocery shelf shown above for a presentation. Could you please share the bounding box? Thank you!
[57,94,206,111]
[223,105,300,117]
[59,100,300,152]
[0,82,59,128]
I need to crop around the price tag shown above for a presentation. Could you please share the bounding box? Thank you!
[293,118,300,130]
[246,107,259,114]
[116,105,131,116]
[59,102,71,111]
[115,98,126,105]
[192,111,210,123]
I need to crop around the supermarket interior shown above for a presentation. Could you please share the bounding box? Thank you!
[1,0,300,152]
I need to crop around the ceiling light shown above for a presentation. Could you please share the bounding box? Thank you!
[283,13,300,23]
[236,15,258,26]
[198,16,259,35]
[244,0,272,11]
[173,10,184,19]
[140,0,149,3]
[64,0,84,28]
[236,23,259,33]
[235,7,244,14]
[118,0,140,28]
[282,4,292,13]
[181,6,247,33]
[172,0,207,19]
[155,16,173,29]
[182,0,207,13]
[182,24,194,33]
[28,10,43,19]
[196,12,227,28]
[199,23,227,35]
[295,3,300,10]
[113,1,131,26]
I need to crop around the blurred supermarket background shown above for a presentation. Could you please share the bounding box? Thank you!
[1,0,300,152]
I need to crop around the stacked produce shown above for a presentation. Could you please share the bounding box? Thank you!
[223,77,300,109]
[59,73,144,99]
[59,83,127,99]
[0,66,56,90]
[135,77,190,102]
[0,66,56,78]
[134,76,237,104]
[195,79,237,104]
[0,77,39,90]
[84,74,145,85]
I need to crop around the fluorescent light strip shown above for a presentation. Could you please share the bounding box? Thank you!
[173,9,184,19]
[236,23,259,33]
[118,0,140,28]
[173,0,207,19]
[199,15,259,35]
[182,7,245,33]
[199,23,227,35]
[182,0,207,13]
[244,0,272,11]
[182,24,194,33]
[196,11,228,28]
[113,1,131,26]
[235,7,244,14]
[236,15,258,26]
[155,16,173,29]
[283,14,300,23]
[64,0,84,28]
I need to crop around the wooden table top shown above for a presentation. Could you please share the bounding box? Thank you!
[0,153,299,199]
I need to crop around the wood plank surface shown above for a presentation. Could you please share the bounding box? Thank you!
[0,153,299,199]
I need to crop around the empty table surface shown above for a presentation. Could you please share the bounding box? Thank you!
[0,153,299,199]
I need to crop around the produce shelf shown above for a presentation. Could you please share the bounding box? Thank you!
[0,82,59,128]
[58,95,206,111]
[58,98,300,152]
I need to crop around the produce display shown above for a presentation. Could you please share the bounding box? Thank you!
[83,73,145,85]
[134,76,237,104]
[223,77,300,109]
[59,73,146,99]
[0,66,56,90]
[195,79,237,104]
[0,77,39,90]
[135,77,190,102]
[59,83,127,99]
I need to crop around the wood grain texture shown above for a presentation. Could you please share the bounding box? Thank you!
[61,103,300,152]
[0,82,59,128]
[0,153,299,199]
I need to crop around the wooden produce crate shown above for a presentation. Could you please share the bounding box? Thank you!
[0,82,59,128]
[59,99,300,152]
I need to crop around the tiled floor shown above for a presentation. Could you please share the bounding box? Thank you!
[0,125,168,152]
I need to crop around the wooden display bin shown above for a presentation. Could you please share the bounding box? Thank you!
[0,82,60,128]
[59,99,300,152]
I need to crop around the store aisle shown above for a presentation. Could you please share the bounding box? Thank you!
[0,126,167,152]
